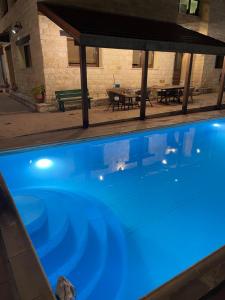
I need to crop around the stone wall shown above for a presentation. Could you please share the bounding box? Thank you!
[179,0,225,91]
[0,0,45,97]
[201,0,225,90]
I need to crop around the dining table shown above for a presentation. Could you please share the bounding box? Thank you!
[107,88,139,110]
[151,85,185,104]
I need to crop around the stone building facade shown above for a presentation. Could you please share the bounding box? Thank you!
[0,0,224,111]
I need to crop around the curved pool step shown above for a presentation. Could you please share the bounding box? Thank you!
[85,208,127,300]
[68,212,108,299]
[26,189,89,280]
[15,195,47,236]
[50,200,107,289]
[15,189,71,253]
[14,188,128,300]
[36,211,70,258]
[41,221,76,275]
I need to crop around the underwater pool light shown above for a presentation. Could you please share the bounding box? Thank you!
[213,123,221,127]
[99,175,104,181]
[162,159,168,165]
[35,158,53,169]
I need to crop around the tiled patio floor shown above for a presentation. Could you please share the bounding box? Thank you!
[0,93,224,140]
[89,92,222,124]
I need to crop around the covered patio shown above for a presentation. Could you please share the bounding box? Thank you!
[38,1,225,129]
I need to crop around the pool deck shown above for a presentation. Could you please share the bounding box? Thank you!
[0,92,224,139]
[1,108,225,151]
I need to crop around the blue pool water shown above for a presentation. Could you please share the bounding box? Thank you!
[1,119,225,299]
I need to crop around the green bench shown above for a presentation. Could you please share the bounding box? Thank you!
[55,89,92,112]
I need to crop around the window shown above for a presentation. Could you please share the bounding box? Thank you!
[18,44,32,68]
[215,56,224,69]
[16,35,32,68]
[67,39,99,67]
[23,44,32,68]
[179,0,200,16]
[132,51,154,68]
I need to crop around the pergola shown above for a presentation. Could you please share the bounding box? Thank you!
[38,1,225,129]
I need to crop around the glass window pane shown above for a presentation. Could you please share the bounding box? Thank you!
[24,45,32,68]
[190,0,198,14]
[215,56,224,69]
[133,51,154,68]
[67,39,79,64]
[148,51,154,68]
[86,47,97,65]
[179,0,189,13]
[67,39,98,66]
[133,50,141,67]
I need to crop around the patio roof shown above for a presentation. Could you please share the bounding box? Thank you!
[37,1,225,55]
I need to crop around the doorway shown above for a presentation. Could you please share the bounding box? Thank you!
[172,52,183,85]
[5,45,16,88]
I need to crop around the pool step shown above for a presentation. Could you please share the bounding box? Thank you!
[79,206,127,300]
[83,207,127,300]
[49,196,106,288]
[14,188,127,300]
[15,195,47,236]
[68,212,108,298]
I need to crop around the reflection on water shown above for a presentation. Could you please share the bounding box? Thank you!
[1,119,224,196]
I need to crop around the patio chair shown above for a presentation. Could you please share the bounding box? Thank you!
[157,89,168,103]
[106,91,121,111]
[119,94,134,110]
[168,88,181,103]
[135,89,153,107]
[180,87,195,103]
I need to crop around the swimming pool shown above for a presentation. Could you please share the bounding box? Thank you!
[1,118,225,299]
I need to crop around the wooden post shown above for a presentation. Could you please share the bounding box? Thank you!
[140,51,149,120]
[182,53,194,114]
[217,58,225,109]
[79,44,89,129]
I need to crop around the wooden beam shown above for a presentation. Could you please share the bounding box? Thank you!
[79,44,89,128]
[81,34,225,55]
[182,53,194,114]
[37,3,81,43]
[140,51,149,120]
[217,57,225,109]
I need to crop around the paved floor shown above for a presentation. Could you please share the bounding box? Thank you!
[0,93,31,115]
[1,108,225,151]
[0,93,224,139]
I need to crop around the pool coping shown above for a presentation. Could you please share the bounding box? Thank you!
[141,245,225,300]
[0,174,56,300]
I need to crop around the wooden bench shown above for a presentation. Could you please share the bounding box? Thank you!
[55,89,92,112]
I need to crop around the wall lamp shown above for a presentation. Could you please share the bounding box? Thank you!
[11,22,23,35]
